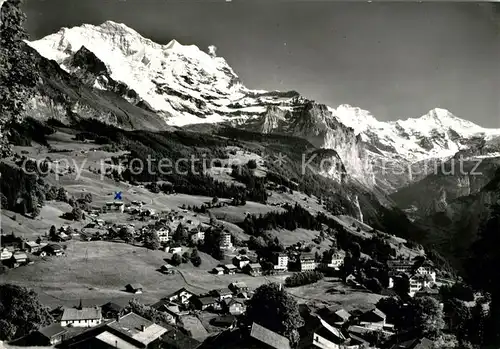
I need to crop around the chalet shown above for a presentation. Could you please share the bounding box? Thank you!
[212,267,224,275]
[164,287,196,305]
[310,316,347,349]
[105,201,125,213]
[190,230,205,243]
[223,264,238,275]
[108,312,168,345]
[62,312,169,349]
[162,329,201,349]
[101,302,124,319]
[229,281,249,294]
[220,231,233,249]
[191,296,217,311]
[10,252,28,267]
[212,288,233,301]
[317,306,351,325]
[320,252,344,270]
[250,322,291,349]
[169,246,182,254]
[25,241,40,253]
[412,259,436,282]
[34,323,67,345]
[161,264,176,274]
[43,243,64,256]
[414,286,440,300]
[387,259,414,274]
[409,274,434,296]
[126,283,144,294]
[272,252,289,272]
[157,228,170,243]
[61,307,102,327]
[359,308,392,330]
[299,253,316,271]
[223,298,246,315]
[211,315,236,328]
[233,255,251,269]
[0,248,12,261]
[245,263,263,276]
[151,301,186,324]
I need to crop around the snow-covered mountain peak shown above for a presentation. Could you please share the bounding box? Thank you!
[330,104,379,134]
[396,108,493,138]
[27,20,252,125]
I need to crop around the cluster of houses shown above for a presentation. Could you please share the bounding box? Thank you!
[152,283,250,319]
[24,282,254,349]
[15,281,434,349]
[386,258,437,297]
[0,233,65,270]
[29,304,173,349]
[210,249,347,278]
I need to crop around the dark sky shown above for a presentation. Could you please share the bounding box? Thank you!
[23,0,500,127]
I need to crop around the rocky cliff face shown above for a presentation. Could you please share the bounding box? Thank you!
[26,21,500,193]
[21,44,170,131]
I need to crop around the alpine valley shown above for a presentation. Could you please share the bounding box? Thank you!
[4,8,500,348]
[4,20,500,271]
[25,21,500,197]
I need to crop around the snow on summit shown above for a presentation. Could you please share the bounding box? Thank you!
[27,21,249,125]
[27,20,500,173]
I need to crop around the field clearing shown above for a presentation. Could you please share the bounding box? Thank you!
[268,228,332,251]
[267,191,329,217]
[1,240,381,312]
[209,202,285,223]
[1,202,83,240]
[286,278,384,311]
[2,241,286,309]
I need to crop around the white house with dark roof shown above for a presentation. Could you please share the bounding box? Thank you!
[61,307,102,327]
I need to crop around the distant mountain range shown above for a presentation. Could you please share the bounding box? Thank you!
[25,21,500,196]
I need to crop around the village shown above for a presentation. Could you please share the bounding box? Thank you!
[1,192,449,349]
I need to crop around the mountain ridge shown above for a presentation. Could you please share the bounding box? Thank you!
[26,20,500,192]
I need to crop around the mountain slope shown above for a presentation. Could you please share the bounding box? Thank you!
[22,44,171,131]
[415,168,500,269]
[26,21,500,192]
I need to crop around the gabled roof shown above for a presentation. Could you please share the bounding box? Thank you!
[38,323,67,339]
[61,307,102,321]
[248,263,262,269]
[13,252,27,260]
[162,329,200,349]
[300,253,315,261]
[250,322,291,349]
[95,331,139,349]
[223,264,238,270]
[101,302,123,313]
[126,283,144,290]
[334,308,351,322]
[215,288,232,296]
[164,287,196,299]
[26,241,39,247]
[45,243,63,251]
[108,312,168,345]
[195,296,217,306]
[230,281,248,288]
[360,308,386,322]
[316,316,346,342]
